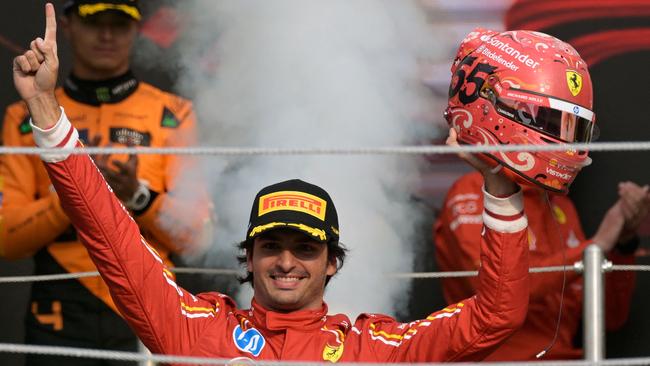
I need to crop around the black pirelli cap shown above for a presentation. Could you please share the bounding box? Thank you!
[246,179,340,243]
[64,0,141,21]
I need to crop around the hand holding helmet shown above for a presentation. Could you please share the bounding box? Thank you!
[446,127,518,197]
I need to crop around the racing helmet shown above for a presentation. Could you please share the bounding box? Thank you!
[445,28,597,194]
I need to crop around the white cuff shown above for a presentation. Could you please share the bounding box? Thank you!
[31,107,79,163]
[482,185,524,216]
[482,186,527,233]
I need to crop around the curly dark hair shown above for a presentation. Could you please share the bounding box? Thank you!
[236,237,348,288]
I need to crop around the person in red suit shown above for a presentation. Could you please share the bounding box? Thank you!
[11,4,532,363]
[435,27,650,360]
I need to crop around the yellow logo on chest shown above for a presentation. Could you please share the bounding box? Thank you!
[322,343,344,363]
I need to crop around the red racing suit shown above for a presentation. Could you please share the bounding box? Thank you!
[435,172,636,360]
[35,111,530,363]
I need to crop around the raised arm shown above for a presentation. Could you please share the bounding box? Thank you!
[357,129,529,362]
[13,3,224,356]
[423,129,529,360]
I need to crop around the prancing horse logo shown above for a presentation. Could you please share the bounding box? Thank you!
[566,70,583,97]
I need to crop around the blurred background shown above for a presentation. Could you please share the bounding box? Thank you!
[1,1,648,365]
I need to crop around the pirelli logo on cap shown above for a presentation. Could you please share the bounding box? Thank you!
[258,191,326,221]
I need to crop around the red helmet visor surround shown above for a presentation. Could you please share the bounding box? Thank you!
[446,29,596,194]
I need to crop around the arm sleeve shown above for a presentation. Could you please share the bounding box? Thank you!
[134,102,214,254]
[33,110,225,355]
[368,188,529,362]
[0,105,70,259]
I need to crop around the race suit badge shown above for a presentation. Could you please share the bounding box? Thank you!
[322,344,344,363]
[552,205,567,225]
[233,325,265,357]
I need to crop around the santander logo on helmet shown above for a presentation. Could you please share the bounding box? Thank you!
[445,28,597,194]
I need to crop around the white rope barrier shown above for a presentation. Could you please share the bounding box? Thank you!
[1,342,650,366]
[390,270,479,279]
[1,140,650,156]
[0,271,99,283]
[3,264,649,283]
[0,267,240,283]
[170,267,240,275]
[389,264,584,279]
[0,343,238,366]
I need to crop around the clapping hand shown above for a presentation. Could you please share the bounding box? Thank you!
[617,182,650,243]
[89,136,140,203]
[592,182,650,252]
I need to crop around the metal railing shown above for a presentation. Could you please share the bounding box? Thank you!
[582,245,607,362]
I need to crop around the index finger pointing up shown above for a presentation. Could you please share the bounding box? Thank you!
[44,3,57,43]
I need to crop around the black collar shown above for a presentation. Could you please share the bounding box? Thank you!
[63,71,140,106]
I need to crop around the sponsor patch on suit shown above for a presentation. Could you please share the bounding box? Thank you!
[161,107,181,128]
[232,325,265,357]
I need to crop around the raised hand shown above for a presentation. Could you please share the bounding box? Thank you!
[591,201,625,252]
[13,3,58,102]
[101,154,140,203]
[13,3,61,128]
[446,128,518,196]
[87,135,140,203]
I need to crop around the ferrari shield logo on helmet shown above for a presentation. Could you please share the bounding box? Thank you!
[566,70,582,96]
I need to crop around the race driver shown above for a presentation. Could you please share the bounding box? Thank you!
[12,4,530,363]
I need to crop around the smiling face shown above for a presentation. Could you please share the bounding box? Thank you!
[62,11,138,80]
[248,229,337,313]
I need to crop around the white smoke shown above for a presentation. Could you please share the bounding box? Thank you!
[173,0,442,317]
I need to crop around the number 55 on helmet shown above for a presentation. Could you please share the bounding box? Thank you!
[445,28,598,194]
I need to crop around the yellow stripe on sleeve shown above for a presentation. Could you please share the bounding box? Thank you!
[180,300,217,314]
